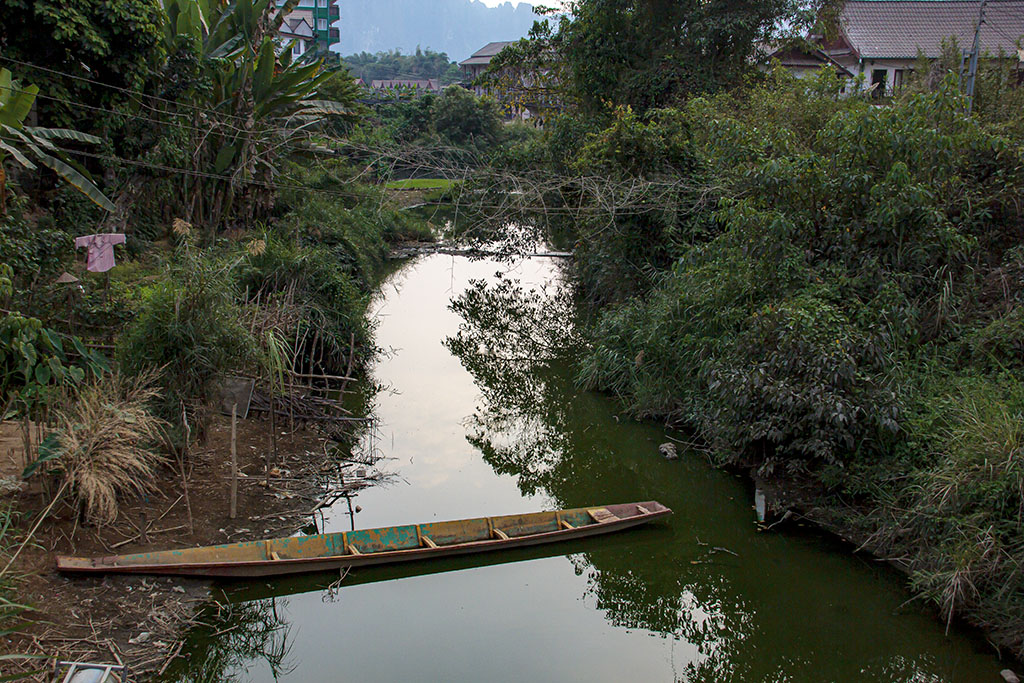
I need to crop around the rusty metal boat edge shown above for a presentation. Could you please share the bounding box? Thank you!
[55,501,671,579]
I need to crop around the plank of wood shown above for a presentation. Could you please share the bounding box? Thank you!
[270,552,281,561]
[348,545,361,556]
[560,520,575,530]
[421,535,438,548]
[492,528,510,541]
[589,508,620,523]
[636,505,650,515]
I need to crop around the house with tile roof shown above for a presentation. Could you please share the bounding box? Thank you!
[458,40,562,125]
[460,42,516,96]
[274,0,340,57]
[826,1,1024,96]
[761,43,856,79]
[369,79,443,96]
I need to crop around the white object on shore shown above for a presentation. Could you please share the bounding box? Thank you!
[755,487,767,523]
[1001,670,1020,683]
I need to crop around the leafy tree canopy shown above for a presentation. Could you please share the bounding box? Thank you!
[432,85,503,148]
[343,48,461,85]
[515,0,823,115]
[0,0,164,125]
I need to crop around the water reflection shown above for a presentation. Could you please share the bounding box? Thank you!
[162,256,1003,682]
[170,598,293,682]
[443,267,1002,682]
[444,275,758,678]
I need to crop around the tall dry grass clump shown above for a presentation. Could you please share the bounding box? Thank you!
[889,381,1024,644]
[47,373,167,524]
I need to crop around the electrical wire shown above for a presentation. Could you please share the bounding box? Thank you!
[0,55,252,123]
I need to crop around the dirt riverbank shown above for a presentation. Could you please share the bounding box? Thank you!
[1,413,379,681]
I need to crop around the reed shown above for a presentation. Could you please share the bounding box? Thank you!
[45,373,167,524]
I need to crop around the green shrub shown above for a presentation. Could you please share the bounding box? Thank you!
[235,229,371,375]
[117,244,254,434]
[872,373,1024,642]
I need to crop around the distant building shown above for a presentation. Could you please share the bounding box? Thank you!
[459,42,515,96]
[369,79,443,95]
[760,43,855,80]
[279,16,316,58]
[830,0,1024,96]
[461,40,562,125]
[275,0,340,56]
[767,1,1024,96]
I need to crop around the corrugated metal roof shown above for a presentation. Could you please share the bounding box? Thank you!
[841,1,1024,59]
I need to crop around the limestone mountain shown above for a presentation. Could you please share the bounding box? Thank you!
[336,0,540,62]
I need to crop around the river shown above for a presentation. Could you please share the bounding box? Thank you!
[165,254,1007,682]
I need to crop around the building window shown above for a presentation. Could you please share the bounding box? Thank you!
[317,0,327,6]
[292,41,303,57]
[317,18,327,30]
[870,68,887,98]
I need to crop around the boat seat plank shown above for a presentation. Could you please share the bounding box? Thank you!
[636,505,650,515]
[492,528,510,540]
[589,508,620,523]
[560,520,574,530]
[271,552,281,561]
[421,535,438,548]
[348,545,361,556]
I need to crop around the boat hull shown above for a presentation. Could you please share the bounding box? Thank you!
[56,502,671,578]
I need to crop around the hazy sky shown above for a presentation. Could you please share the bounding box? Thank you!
[478,0,554,7]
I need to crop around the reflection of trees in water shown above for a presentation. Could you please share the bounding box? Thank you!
[167,597,294,682]
[446,276,756,680]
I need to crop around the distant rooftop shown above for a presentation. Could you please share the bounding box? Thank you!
[370,79,442,91]
[840,1,1024,59]
[459,41,516,67]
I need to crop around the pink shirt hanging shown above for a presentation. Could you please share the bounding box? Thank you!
[75,234,126,273]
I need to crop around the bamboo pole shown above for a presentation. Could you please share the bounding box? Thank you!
[230,403,238,520]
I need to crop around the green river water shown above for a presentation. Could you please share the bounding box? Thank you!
[165,254,1010,682]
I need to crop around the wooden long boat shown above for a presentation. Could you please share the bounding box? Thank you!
[55,501,671,578]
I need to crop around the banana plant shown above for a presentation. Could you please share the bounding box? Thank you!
[160,0,354,228]
[0,69,115,215]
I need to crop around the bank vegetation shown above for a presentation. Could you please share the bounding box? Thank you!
[456,2,1024,658]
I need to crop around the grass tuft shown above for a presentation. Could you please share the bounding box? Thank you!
[48,373,167,525]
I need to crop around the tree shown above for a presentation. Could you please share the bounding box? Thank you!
[156,0,353,232]
[516,0,806,115]
[0,0,164,126]
[343,48,461,85]
[432,86,502,148]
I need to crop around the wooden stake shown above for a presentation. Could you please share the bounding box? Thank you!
[267,395,276,484]
[229,402,238,520]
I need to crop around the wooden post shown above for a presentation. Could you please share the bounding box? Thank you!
[269,395,277,470]
[266,395,274,486]
[230,402,238,520]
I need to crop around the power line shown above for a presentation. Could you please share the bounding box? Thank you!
[2,56,703,221]
[2,85,239,139]
[0,55,251,124]
[56,149,682,218]
[61,148,380,201]
[1,55,364,146]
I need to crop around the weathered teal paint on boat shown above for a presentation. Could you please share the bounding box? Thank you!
[56,503,671,578]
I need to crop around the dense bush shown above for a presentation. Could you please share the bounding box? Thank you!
[561,68,1024,647]
[579,72,1023,468]
[117,241,255,434]
[235,229,370,376]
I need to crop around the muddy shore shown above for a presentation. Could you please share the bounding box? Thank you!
[1,413,375,681]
